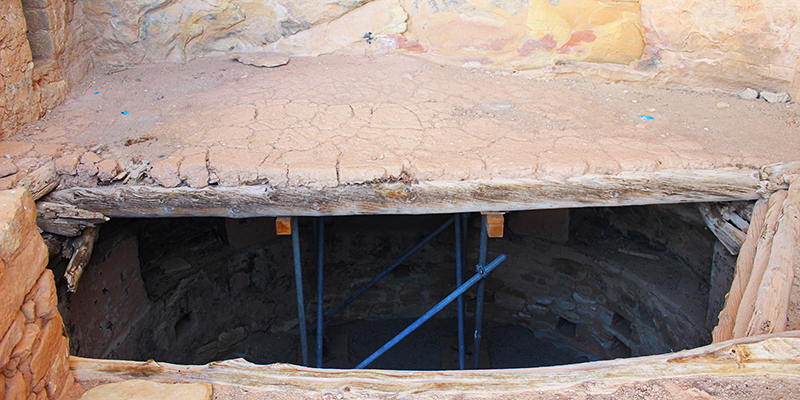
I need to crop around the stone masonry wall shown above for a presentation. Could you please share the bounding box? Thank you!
[0,189,73,400]
[0,0,93,138]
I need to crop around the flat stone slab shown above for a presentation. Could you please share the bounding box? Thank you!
[81,379,212,400]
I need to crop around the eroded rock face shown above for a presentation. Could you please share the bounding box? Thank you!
[76,0,800,97]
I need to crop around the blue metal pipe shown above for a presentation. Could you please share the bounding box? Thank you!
[291,217,308,366]
[455,214,465,370]
[322,216,456,325]
[355,254,507,369]
[473,214,488,369]
[316,217,325,368]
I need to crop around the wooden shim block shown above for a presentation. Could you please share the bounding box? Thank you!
[733,190,788,338]
[712,198,767,343]
[44,167,762,218]
[276,217,293,236]
[482,213,505,238]
[17,162,58,200]
[697,203,747,255]
[69,332,800,395]
[64,226,100,293]
[746,176,800,336]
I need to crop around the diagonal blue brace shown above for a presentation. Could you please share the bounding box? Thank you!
[321,216,456,326]
[355,254,507,369]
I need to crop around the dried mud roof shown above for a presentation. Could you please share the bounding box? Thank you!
[3,54,800,216]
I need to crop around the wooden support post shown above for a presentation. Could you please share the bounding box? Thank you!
[482,212,505,238]
[276,217,293,236]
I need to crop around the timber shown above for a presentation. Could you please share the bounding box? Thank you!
[747,175,800,336]
[712,198,768,342]
[733,190,787,338]
[64,226,100,293]
[17,162,58,200]
[44,168,762,218]
[36,202,109,237]
[697,203,747,255]
[70,332,800,394]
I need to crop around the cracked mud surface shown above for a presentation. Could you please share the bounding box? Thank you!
[5,54,800,191]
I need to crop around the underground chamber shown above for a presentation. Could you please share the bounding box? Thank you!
[55,203,737,370]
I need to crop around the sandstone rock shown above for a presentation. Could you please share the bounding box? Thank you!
[150,156,183,188]
[79,151,101,165]
[0,231,47,336]
[28,270,58,320]
[29,314,64,384]
[54,153,79,175]
[96,159,121,182]
[231,53,289,68]
[20,300,35,323]
[739,87,759,100]
[0,312,24,367]
[81,380,212,400]
[760,90,791,103]
[208,147,269,186]
[0,189,37,262]
[178,151,209,189]
[0,159,18,178]
[43,337,69,399]
[4,372,25,400]
[0,142,33,158]
[10,323,40,360]
[0,175,16,190]
[76,162,98,178]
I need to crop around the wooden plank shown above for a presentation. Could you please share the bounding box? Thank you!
[712,198,768,343]
[69,332,800,395]
[276,217,292,236]
[44,168,762,218]
[747,175,800,336]
[17,162,58,200]
[733,190,788,338]
[697,203,747,255]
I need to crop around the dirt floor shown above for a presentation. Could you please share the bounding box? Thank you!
[8,53,800,191]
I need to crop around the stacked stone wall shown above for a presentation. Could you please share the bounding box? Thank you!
[0,189,73,400]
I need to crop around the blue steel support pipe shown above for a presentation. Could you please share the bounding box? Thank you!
[322,216,456,325]
[455,214,465,370]
[316,217,325,368]
[291,217,308,366]
[473,214,488,369]
[355,254,507,369]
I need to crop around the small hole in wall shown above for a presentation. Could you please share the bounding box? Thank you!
[610,337,632,358]
[612,312,633,339]
[557,317,577,338]
[175,313,193,341]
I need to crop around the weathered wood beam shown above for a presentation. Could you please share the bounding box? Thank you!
[64,226,100,293]
[36,202,109,237]
[697,203,747,255]
[45,168,762,218]
[17,162,58,200]
[747,175,800,336]
[70,332,800,394]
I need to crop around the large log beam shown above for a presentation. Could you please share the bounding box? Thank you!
[45,168,762,218]
[70,332,800,395]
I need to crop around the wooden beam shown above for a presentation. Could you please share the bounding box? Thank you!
[44,168,762,218]
[69,332,800,395]
[64,226,100,293]
[747,175,800,336]
[276,217,293,236]
[697,203,747,255]
[17,162,58,200]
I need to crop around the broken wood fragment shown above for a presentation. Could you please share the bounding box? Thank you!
[746,176,800,336]
[697,203,747,255]
[17,162,58,200]
[64,226,100,293]
[276,217,293,236]
[712,198,767,343]
[35,202,109,236]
